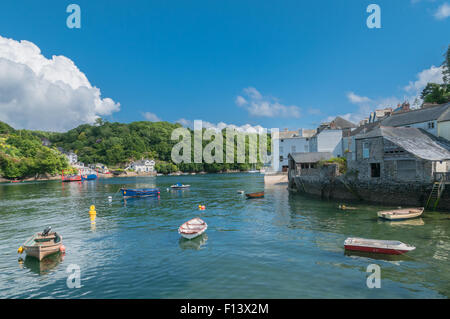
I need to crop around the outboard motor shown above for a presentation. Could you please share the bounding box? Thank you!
[42,226,52,236]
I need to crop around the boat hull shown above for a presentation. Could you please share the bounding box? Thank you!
[344,237,415,255]
[120,188,160,198]
[178,218,207,240]
[377,207,424,220]
[344,245,409,255]
[62,176,82,182]
[24,242,62,261]
[245,192,264,199]
[81,174,98,181]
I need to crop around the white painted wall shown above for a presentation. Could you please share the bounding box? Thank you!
[401,120,438,136]
[310,130,343,157]
[278,137,310,171]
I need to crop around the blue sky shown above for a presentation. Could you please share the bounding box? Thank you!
[0,0,449,131]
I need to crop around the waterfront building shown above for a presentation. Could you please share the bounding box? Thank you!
[348,126,450,183]
[309,117,356,157]
[272,128,315,172]
[126,159,156,173]
[380,102,450,140]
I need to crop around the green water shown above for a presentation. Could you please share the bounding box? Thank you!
[0,173,449,298]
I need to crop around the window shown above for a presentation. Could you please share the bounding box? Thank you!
[428,122,435,129]
[370,163,380,178]
[363,142,370,159]
[279,155,283,161]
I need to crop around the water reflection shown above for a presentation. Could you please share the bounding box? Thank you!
[179,234,208,250]
[21,253,64,276]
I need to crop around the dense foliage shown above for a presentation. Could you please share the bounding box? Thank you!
[0,124,70,179]
[50,119,270,174]
[421,45,450,104]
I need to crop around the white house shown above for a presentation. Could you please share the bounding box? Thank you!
[65,152,78,165]
[272,128,315,172]
[309,117,357,157]
[127,159,156,173]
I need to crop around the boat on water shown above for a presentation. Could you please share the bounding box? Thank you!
[61,170,81,182]
[377,207,424,220]
[178,217,207,240]
[344,237,415,255]
[245,191,264,199]
[120,188,160,198]
[171,183,190,189]
[81,173,98,181]
[18,227,64,261]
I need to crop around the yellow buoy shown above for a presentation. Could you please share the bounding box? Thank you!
[18,246,24,254]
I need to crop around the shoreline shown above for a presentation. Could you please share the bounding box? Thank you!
[0,169,261,183]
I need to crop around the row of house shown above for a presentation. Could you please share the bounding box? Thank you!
[284,102,450,184]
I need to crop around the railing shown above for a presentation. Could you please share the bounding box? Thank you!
[434,172,450,182]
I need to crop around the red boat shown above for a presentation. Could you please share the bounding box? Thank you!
[344,237,415,255]
[61,170,82,182]
[245,191,264,199]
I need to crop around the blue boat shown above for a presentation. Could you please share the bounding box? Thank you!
[120,188,160,198]
[81,174,98,181]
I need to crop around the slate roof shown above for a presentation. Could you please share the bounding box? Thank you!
[380,103,450,127]
[288,152,333,163]
[355,126,450,161]
[330,116,357,129]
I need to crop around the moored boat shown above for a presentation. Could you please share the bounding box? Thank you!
[178,218,207,240]
[171,183,190,189]
[19,227,64,261]
[344,237,415,255]
[81,173,98,181]
[61,170,81,182]
[377,207,424,220]
[245,191,264,199]
[120,188,160,198]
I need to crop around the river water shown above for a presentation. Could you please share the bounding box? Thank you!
[0,173,449,298]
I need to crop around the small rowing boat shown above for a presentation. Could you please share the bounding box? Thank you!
[171,183,190,189]
[120,188,160,198]
[245,191,264,199]
[178,218,207,240]
[377,207,424,220]
[344,237,415,255]
[19,227,64,261]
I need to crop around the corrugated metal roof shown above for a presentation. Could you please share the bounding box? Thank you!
[288,152,333,163]
[356,126,450,161]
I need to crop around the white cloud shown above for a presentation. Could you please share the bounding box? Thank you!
[404,65,444,93]
[347,92,371,104]
[142,112,161,122]
[236,87,301,118]
[0,35,120,131]
[435,3,450,20]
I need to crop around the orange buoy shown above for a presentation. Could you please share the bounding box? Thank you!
[60,245,66,253]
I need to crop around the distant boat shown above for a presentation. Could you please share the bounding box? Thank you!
[171,183,190,189]
[81,173,98,181]
[377,207,424,220]
[120,188,160,198]
[178,218,207,240]
[19,227,63,261]
[61,170,81,182]
[245,191,264,199]
[344,237,415,255]
[248,164,259,173]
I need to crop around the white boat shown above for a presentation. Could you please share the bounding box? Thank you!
[344,237,415,255]
[178,218,207,240]
[171,183,190,189]
[377,207,424,220]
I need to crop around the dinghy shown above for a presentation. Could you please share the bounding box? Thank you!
[178,218,207,240]
[245,191,264,199]
[120,188,160,198]
[19,227,64,261]
[171,183,190,189]
[377,207,424,220]
[344,237,415,255]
